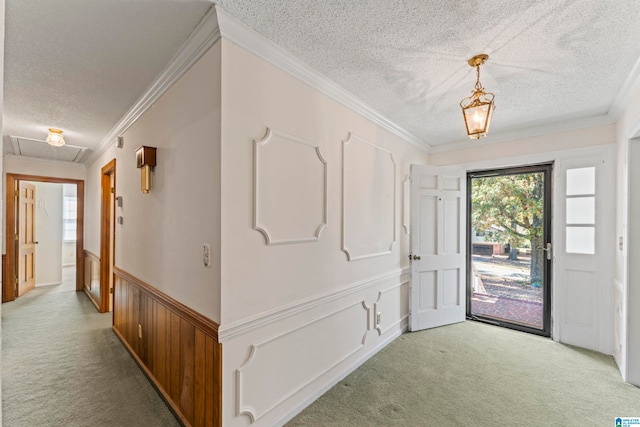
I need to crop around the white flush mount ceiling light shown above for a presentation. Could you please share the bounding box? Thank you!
[460,54,496,139]
[46,128,65,147]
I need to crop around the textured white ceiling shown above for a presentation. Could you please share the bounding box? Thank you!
[6,1,640,162]
[3,0,212,157]
[219,0,640,145]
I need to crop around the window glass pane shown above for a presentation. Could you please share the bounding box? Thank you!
[566,167,595,195]
[63,197,77,241]
[566,197,595,224]
[566,226,595,254]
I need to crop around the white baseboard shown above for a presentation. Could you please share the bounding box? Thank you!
[274,325,408,427]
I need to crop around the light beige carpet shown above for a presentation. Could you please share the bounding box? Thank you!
[2,267,179,426]
[288,321,640,426]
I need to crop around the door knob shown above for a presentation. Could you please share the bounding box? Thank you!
[412,255,421,261]
[536,243,552,261]
[34,241,39,245]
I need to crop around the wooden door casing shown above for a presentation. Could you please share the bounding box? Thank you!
[3,174,85,303]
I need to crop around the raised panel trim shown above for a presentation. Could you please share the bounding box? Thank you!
[236,300,368,422]
[114,266,219,339]
[374,280,410,336]
[218,267,410,341]
[342,133,397,261]
[253,127,328,245]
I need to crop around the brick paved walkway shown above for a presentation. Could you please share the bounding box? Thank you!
[471,292,543,329]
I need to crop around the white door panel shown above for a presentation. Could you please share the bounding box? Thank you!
[410,165,466,331]
[554,151,614,354]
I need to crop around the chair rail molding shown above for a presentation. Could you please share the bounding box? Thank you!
[342,133,396,261]
[218,267,410,342]
[253,127,328,245]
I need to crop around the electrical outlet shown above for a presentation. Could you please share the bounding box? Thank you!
[376,312,382,325]
[203,243,211,268]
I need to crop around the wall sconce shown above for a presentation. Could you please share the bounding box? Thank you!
[136,146,157,194]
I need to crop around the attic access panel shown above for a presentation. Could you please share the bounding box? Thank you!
[9,136,89,163]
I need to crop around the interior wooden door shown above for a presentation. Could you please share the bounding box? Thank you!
[17,182,36,297]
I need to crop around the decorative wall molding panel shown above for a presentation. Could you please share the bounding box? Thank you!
[218,268,410,341]
[254,128,328,245]
[236,300,368,422]
[342,133,396,261]
[375,281,410,336]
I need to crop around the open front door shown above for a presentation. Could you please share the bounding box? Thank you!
[17,182,36,297]
[409,165,466,331]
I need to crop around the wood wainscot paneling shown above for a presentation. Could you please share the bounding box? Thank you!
[83,250,102,311]
[113,267,221,427]
[1,254,6,303]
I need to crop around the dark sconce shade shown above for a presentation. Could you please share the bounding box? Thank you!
[136,146,157,194]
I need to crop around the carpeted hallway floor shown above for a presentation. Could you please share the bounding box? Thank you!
[2,267,179,426]
[288,321,640,426]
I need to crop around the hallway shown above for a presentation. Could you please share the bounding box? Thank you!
[2,267,179,426]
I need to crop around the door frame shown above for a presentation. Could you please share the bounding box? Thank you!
[99,159,116,313]
[466,163,553,337]
[4,174,85,303]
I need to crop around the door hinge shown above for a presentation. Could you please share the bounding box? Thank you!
[110,187,114,194]
[110,287,114,294]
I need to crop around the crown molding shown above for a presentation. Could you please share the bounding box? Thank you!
[84,5,221,166]
[429,114,616,154]
[214,6,430,153]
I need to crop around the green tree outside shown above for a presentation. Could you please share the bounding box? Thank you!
[471,173,545,285]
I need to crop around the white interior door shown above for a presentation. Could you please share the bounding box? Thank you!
[554,150,614,354]
[409,165,466,331]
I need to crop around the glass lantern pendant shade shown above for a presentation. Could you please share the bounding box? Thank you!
[460,54,496,139]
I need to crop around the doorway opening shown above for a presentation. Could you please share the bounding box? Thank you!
[466,164,552,337]
[3,174,85,303]
[99,159,116,313]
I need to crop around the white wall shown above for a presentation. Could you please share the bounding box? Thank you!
[106,41,222,323]
[32,182,63,285]
[429,124,615,166]
[219,39,428,426]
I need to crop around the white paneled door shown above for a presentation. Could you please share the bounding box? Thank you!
[409,165,466,331]
[554,150,614,354]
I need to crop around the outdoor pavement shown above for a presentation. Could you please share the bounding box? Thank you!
[472,292,543,329]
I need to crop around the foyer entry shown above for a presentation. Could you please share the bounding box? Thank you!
[467,164,552,336]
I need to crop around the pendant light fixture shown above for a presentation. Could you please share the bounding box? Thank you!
[46,128,65,147]
[460,54,496,139]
